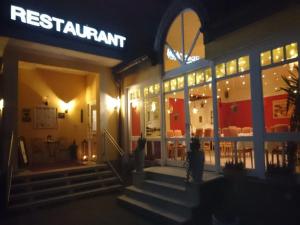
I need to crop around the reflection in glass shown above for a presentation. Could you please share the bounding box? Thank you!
[226,59,237,75]
[261,51,272,66]
[188,73,196,86]
[216,63,226,78]
[285,43,298,60]
[272,47,284,63]
[238,56,250,72]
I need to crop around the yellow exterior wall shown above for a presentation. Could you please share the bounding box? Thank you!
[120,61,162,151]
[205,5,300,60]
[18,65,98,158]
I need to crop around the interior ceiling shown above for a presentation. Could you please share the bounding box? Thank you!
[10,39,121,68]
[19,61,96,76]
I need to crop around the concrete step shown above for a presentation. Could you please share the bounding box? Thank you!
[11,177,119,201]
[11,170,114,190]
[13,164,108,183]
[118,195,189,225]
[143,179,187,200]
[9,184,123,211]
[146,171,185,187]
[125,186,195,218]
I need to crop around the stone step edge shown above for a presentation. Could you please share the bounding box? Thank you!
[13,163,108,179]
[118,195,189,224]
[12,170,113,189]
[11,176,119,200]
[144,179,186,192]
[126,186,196,208]
[9,184,123,210]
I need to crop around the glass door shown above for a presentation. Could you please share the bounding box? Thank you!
[163,76,187,167]
[187,67,216,170]
[143,84,162,162]
[128,89,141,153]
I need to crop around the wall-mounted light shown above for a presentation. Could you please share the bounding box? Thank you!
[0,98,4,112]
[115,96,121,111]
[59,100,75,114]
[91,154,97,161]
[42,96,48,106]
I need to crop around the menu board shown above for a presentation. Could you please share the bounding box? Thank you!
[34,106,58,129]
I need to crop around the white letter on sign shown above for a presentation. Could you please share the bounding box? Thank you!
[11,5,26,23]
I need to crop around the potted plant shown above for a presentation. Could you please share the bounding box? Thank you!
[134,133,147,173]
[279,66,300,174]
[223,160,246,179]
[186,137,205,183]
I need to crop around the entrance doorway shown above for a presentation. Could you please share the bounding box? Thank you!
[17,61,99,171]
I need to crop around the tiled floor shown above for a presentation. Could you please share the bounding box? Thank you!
[145,166,222,181]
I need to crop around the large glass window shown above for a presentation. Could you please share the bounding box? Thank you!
[188,68,215,165]
[261,42,300,175]
[144,83,161,160]
[164,77,186,161]
[217,76,252,137]
[215,56,254,169]
[164,10,204,72]
[261,42,299,134]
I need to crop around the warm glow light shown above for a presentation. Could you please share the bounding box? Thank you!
[192,107,198,114]
[0,99,4,111]
[132,99,139,108]
[151,101,156,112]
[59,99,75,113]
[83,155,87,160]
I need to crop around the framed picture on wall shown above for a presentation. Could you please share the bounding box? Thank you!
[22,108,31,122]
[272,99,289,119]
[34,106,58,129]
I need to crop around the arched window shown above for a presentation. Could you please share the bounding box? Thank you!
[164,9,205,72]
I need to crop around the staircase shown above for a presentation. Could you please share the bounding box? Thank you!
[8,163,123,210]
[118,169,198,225]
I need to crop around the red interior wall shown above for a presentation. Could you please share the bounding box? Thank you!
[219,99,253,128]
[218,94,290,129]
[169,98,185,134]
[131,105,141,136]
[264,94,289,129]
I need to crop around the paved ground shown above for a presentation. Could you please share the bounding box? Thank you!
[0,193,156,225]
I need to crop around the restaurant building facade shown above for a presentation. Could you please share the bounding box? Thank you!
[119,0,300,179]
[1,0,300,209]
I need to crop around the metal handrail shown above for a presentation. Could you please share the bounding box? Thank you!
[6,131,14,205]
[103,129,124,156]
[103,129,124,183]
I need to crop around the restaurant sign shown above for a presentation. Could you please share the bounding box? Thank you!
[10,5,127,48]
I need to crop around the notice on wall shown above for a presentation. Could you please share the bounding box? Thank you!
[34,106,57,129]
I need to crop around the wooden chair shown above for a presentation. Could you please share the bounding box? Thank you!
[241,127,253,134]
[195,128,203,137]
[167,130,175,159]
[203,128,213,163]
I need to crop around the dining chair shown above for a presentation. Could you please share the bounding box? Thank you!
[195,128,203,137]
